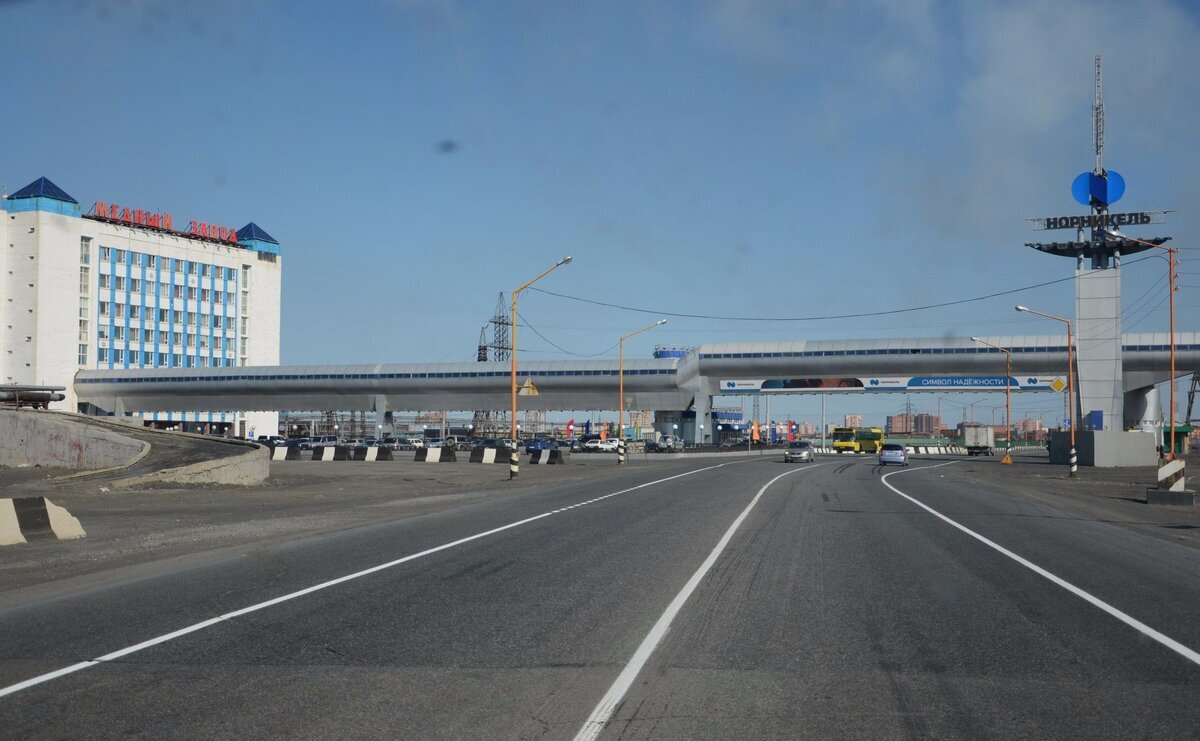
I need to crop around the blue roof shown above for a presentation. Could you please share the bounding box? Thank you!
[8,177,78,204]
[236,222,278,244]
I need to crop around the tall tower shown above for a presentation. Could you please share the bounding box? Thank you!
[1027,57,1170,431]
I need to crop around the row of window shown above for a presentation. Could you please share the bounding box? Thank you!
[96,350,237,368]
[98,327,234,349]
[99,247,239,281]
[698,344,1200,359]
[78,368,678,384]
[98,275,236,304]
[98,302,240,330]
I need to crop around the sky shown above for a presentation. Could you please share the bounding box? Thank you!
[3,0,1198,428]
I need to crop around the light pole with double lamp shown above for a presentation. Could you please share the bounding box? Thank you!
[1104,228,1181,461]
[509,256,572,478]
[1015,305,1076,477]
[971,336,1014,464]
[618,319,667,464]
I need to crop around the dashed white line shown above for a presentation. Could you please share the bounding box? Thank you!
[0,460,742,701]
[573,462,829,741]
[880,461,1200,667]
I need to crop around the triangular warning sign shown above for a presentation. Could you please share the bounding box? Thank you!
[518,378,539,396]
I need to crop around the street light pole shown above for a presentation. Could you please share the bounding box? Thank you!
[618,319,667,465]
[971,336,1014,464]
[1016,305,1076,477]
[509,256,572,479]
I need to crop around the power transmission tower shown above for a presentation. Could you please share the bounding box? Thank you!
[489,292,510,362]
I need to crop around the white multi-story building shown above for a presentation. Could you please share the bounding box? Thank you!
[1,176,282,437]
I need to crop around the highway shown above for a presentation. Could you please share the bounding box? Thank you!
[1,456,1198,739]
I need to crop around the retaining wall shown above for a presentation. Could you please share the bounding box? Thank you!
[0,409,148,470]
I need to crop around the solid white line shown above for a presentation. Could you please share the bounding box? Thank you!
[0,460,743,701]
[880,462,1200,667]
[573,462,828,741]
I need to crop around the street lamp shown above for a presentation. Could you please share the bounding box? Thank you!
[1104,228,1180,460]
[971,336,1014,464]
[510,256,572,444]
[1016,305,1076,477]
[618,319,667,464]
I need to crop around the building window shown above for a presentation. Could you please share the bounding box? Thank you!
[240,317,248,335]
[129,305,141,320]
[146,255,156,269]
[174,285,183,299]
[173,331,182,345]
[98,326,109,341]
[100,246,111,261]
[115,250,125,265]
[143,351,153,366]
[115,303,125,318]
[79,266,90,294]
[98,348,108,363]
[159,331,168,344]
[188,262,198,276]
[172,353,182,366]
[257,252,277,263]
[187,286,197,301]
[80,237,92,264]
[211,315,221,328]
[200,288,210,303]
[186,334,195,348]
[213,291,223,305]
[114,326,125,341]
[159,308,169,322]
[112,349,124,364]
[98,301,109,317]
[99,274,110,289]
[200,264,210,278]
[78,344,88,366]
[130,278,141,293]
[143,328,154,342]
[174,260,183,274]
[115,276,126,291]
[159,352,169,366]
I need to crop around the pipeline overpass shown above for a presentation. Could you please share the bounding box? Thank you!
[75,332,1200,443]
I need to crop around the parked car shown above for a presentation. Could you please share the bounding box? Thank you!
[525,438,557,453]
[878,443,909,467]
[406,437,425,449]
[256,435,286,447]
[297,437,314,450]
[658,435,684,451]
[783,440,814,463]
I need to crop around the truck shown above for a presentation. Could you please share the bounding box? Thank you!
[963,425,995,456]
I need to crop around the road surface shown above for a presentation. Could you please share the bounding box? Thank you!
[1,456,1197,739]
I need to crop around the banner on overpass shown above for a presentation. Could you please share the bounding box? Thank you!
[720,376,1064,393]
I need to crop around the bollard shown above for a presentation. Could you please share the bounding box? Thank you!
[1069,446,1077,478]
[617,439,626,465]
[509,448,519,479]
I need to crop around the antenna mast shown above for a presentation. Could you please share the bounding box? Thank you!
[1093,55,1104,175]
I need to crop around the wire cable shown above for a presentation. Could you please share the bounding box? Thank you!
[516,310,619,358]
[528,254,1161,322]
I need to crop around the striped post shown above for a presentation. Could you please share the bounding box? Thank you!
[1069,446,1077,477]
[617,439,626,465]
[509,448,519,479]
[1158,458,1186,492]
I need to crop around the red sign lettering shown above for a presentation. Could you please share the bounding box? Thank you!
[91,200,235,244]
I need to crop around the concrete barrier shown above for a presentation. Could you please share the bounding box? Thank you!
[415,447,456,463]
[0,408,148,470]
[332,445,352,461]
[469,447,506,464]
[285,446,302,461]
[270,446,289,461]
[529,449,569,464]
[352,446,393,461]
[0,496,86,546]
[311,447,334,461]
[118,443,268,488]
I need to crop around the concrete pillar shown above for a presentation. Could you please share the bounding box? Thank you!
[1123,385,1161,432]
[692,395,712,445]
[1075,266,1123,429]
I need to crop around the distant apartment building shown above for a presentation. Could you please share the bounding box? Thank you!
[886,414,914,435]
[843,414,862,427]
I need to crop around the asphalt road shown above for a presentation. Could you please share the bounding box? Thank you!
[1,455,1197,739]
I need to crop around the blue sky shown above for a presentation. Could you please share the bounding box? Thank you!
[4,0,1198,427]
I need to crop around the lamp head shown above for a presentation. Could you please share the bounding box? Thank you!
[970,336,981,342]
[1015,305,1029,313]
[558,256,573,266]
[656,319,668,325]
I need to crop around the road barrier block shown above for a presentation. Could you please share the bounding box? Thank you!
[270,446,288,461]
[285,446,302,461]
[469,447,502,464]
[415,447,456,463]
[333,446,352,461]
[311,447,334,461]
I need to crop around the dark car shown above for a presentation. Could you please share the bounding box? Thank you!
[526,438,557,453]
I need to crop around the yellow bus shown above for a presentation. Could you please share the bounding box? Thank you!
[831,426,885,453]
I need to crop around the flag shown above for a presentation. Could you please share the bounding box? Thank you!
[787,420,795,442]
[567,419,575,440]
[752,420,760,442]
[584,419,591,436]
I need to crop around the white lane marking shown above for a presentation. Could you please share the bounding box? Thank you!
[881,462,1200,667]
[573,462,828,741]
[0,461,744,701]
